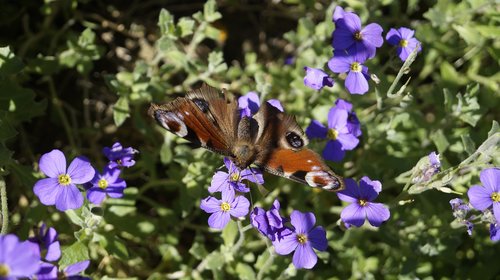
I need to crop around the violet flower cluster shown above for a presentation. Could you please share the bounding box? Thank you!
[33,142,137,211]
[0,226,90,279]
[306,99,361,162]
[302,6,421,94]
[251,201,328,269]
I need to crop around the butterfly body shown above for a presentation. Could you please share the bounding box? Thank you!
[149,84,345,191]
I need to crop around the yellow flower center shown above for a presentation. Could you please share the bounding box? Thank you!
[117,159,122,165]
[230,172,240,182]
[399,39,408,47]
[98,178,109,189]
[220,202,231,212]
[354,31,362,41]
[359,199,368,206]
[327,128,339,140]
[350,62,362,72]
[297,233,308,244]
[58,174,71,186]
[491,192,500,203]
[0,264,10,277]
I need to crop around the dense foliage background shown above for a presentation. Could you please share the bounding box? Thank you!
[0,0,499,279]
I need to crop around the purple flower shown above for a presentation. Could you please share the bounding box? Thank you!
[238,92,283,118]
[332,10,383,59]
[250,200,286,241]
[0,234,41,278]
[28,224,61,262]
[103,142,138,168]
[303,67,334,90]
[86,166,127,205]
[272,211,327,269]
[490,223,500,242]
[467,168,500,223]
[63,260,91,280]
[429,151,441,170]
[306,100,360,162]
[200,188,250,229]
[334,99,362,137]
[328,52,370,94]
[386,27,422,61]
[209,158,264,193]
[33,149,95,211]
[337,177,390,227]
[37,262,58,279]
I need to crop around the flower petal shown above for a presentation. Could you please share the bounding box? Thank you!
[55,185,84,211]
[293,244,317,269]
[273,228,298,255]
[336,133,360,151]
[304,67,333,90]
[359,177,381,201]
[493,202,500,225]
[345,71,369,95]
[7,241,41,277]
[290,210,316,234]
[340,203,366,227]
[335,99,353,111]
[208,211,230,229]
[337,178,361,202]
[209,171,230,193]
[322,140,345,162]
[398,27,415,40]
[361,23,384,47]
[306,120,327,139]
[267,99,284,112]
[365,202,390,227]
[200,196,221,213]
[67,156,95,184]
[230,195,250,218]
[64,260,90,276]
[238,91,260,117]
[467,185,493,211]
[36,262,58,280]
[39,149,67,178]
[385,28,401,45]
[332,6,345,21]
[87,188,107,205]
[308,226,327,251]
[328,107,348,130]
[328,55,351,73]
[240,167,264,184]
[34,178,62,206]
[45,240,61,262]
[480,168,500,192]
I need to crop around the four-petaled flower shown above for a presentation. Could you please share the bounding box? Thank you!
[386,27,422,62]
[210,158,264,193]
[103,142,138,168]
[238,92,283,118]
[332,9,383,59]
[337,176,390,227]
[0,234,41,279]
[328,52,371,94]
[273,211,328,269]
[467,168,500,223]
[303,67,334,91]
[28,223,61,262]
[34,149,95,211]
[86,166,127,205]
[306,100,361,162]
[200,189,250,229]
[250,200,286,241]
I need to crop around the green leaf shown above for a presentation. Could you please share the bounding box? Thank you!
[59,241,90,268]
[203,0,222,22]
[461,134,476,155]
[488,121,499,137]
[189,242,208,260]
[158,9,176,37]
[113,96,130,127]
[208,51,227,73]
[453,24,483,45]
[205,251,225,270]
[431,129,450,153]
[177,17,195,37]
[222,220,238,246]
[0,79,47,123]
[236,263,256,280]
[65,209,85,227]
[0,46,24,76]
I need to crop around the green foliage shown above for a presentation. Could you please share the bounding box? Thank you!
[0,0,499,279]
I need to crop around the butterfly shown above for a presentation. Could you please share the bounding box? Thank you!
[148,84,345,191]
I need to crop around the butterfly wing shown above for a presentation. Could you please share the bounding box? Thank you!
[253,103,344,191]
[149,84,238,156]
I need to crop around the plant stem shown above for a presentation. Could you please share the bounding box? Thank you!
[0,177,8,234]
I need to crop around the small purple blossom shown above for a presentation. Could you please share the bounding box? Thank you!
[200,188,250,229]
[210,158,264,193]
[386,27,422,61]
[0,234,41,279]
[250,200,286,241]
[337,177,390,227]
[328,52,370,94]
[272,211,327,269]
[490,223,500,242]
[467,168,500,223]
[28,224,61,262]
[303,67,334,90]
[238,92,283,118]
[33,149,95,211]
[86,166,127,205]
[332,10,383,59]
[103,142,138,168]
[334,99,362,137]
[306,100,361,162]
